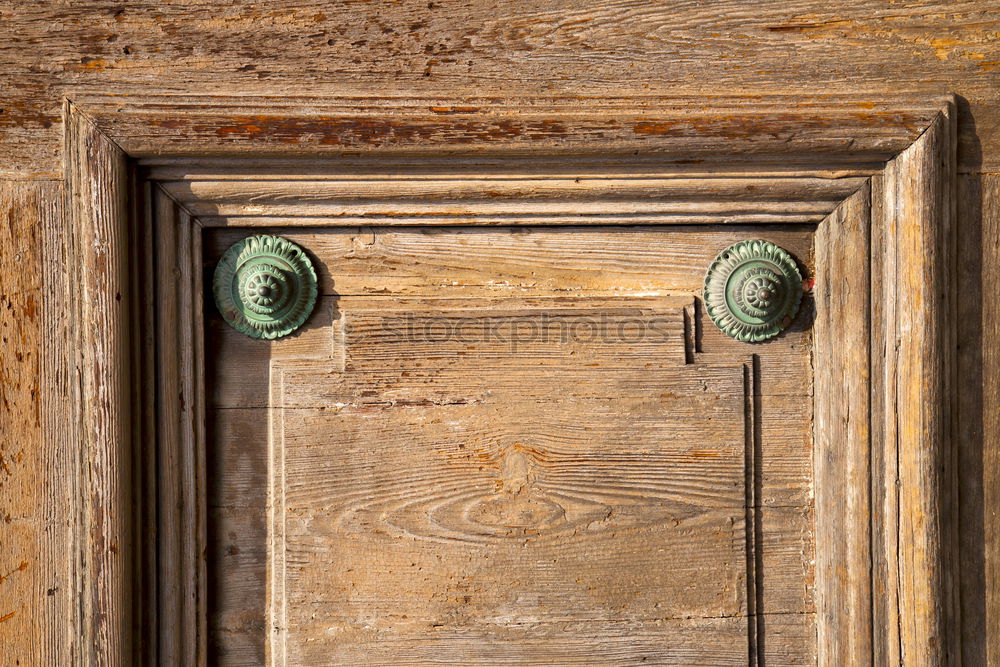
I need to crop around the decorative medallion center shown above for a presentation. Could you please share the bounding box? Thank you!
[213,235,318,340]
[703,240,803,343]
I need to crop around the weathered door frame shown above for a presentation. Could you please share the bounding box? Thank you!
[47,94,958,665]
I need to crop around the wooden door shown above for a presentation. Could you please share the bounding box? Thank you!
[5,3,996,667]
[202,223,815,665]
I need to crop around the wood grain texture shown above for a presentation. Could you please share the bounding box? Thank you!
[206,394,811,512]
[202,225,816,410]
[154,167,868,227]
[143,156,884,180]
[956,173,1000,666]
[0,0,989,661]
[204,277,814,664]
[86,95,941,165]
[40,167,85,667]
[152,188,207,666]
[812,181,872,663]
[57,109,955,665]
[0,0,998,175]
[0,182,44,518]
[270,360,751,665]
[340,297,691,367]
[158,174,869,205]
[869,167,900,667]
[28,67,964,667]
[206,311,811,405]
[63,104,133,666]
[204,225,815,298]
[0,180,66,666]
[204,497,816,665]
[871,105,959,665]
[286,617,752,667]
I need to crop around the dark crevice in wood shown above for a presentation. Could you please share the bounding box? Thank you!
[693,296,705,355]
[752,355,766,666]
[682,300,695,365]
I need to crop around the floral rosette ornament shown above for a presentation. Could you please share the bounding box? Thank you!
[703,239,803,343]
[213,235,318,340]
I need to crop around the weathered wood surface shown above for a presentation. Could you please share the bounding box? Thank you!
[340,297,692,367]
[158,172,863,227]
[870,106,958,665]
[49,114,964,666]
[61,105,134,666]
[0,3,999,174]
[205,501,815,666]
[1,1,995,662]
[88,95,941,165]
[272,365,747,613]
[207,394,811,511]
[204,225,814,299]
[199,223,816,667]
[956,173,1000,666]
[203,224,816,405]
[0,180,65,666]
[159,174,869,212]
[812,182,872,663]
[895,107,958,666]
[161,161,858,229]
[264,356,808,665]
[202,245,816,663]
[152,188,208,665]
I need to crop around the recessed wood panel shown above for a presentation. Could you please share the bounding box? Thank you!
[269,342,751,665]
[201,225,817,665]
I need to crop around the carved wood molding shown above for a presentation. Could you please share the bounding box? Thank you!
[47,94,957,665]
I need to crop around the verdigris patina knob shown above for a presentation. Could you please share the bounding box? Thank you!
[703,239,803,343]
[213,235,318,340]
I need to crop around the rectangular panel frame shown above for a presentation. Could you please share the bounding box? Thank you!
[47,94,957,665]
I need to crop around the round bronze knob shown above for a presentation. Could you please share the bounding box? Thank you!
[703,239,803,343]
[213,235,318,340]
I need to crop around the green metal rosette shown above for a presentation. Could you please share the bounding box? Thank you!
[703,239,803,343]
[213,235,318,340]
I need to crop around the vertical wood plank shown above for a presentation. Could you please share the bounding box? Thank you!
[813,181,873,664]
[153,187,181,665]
[957,173,1000,666]
[64,104,133,665]
[153,187,206,666]
[984,175,1000,667]
[869,167,902,667]
[191,218,209,665]
[3,180,67,665]
[131,176,159,665]
[881,102,959,666]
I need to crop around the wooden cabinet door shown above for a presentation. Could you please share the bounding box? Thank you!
[202,224,815,665]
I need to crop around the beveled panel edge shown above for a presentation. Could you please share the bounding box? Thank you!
[72,92,948,164]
